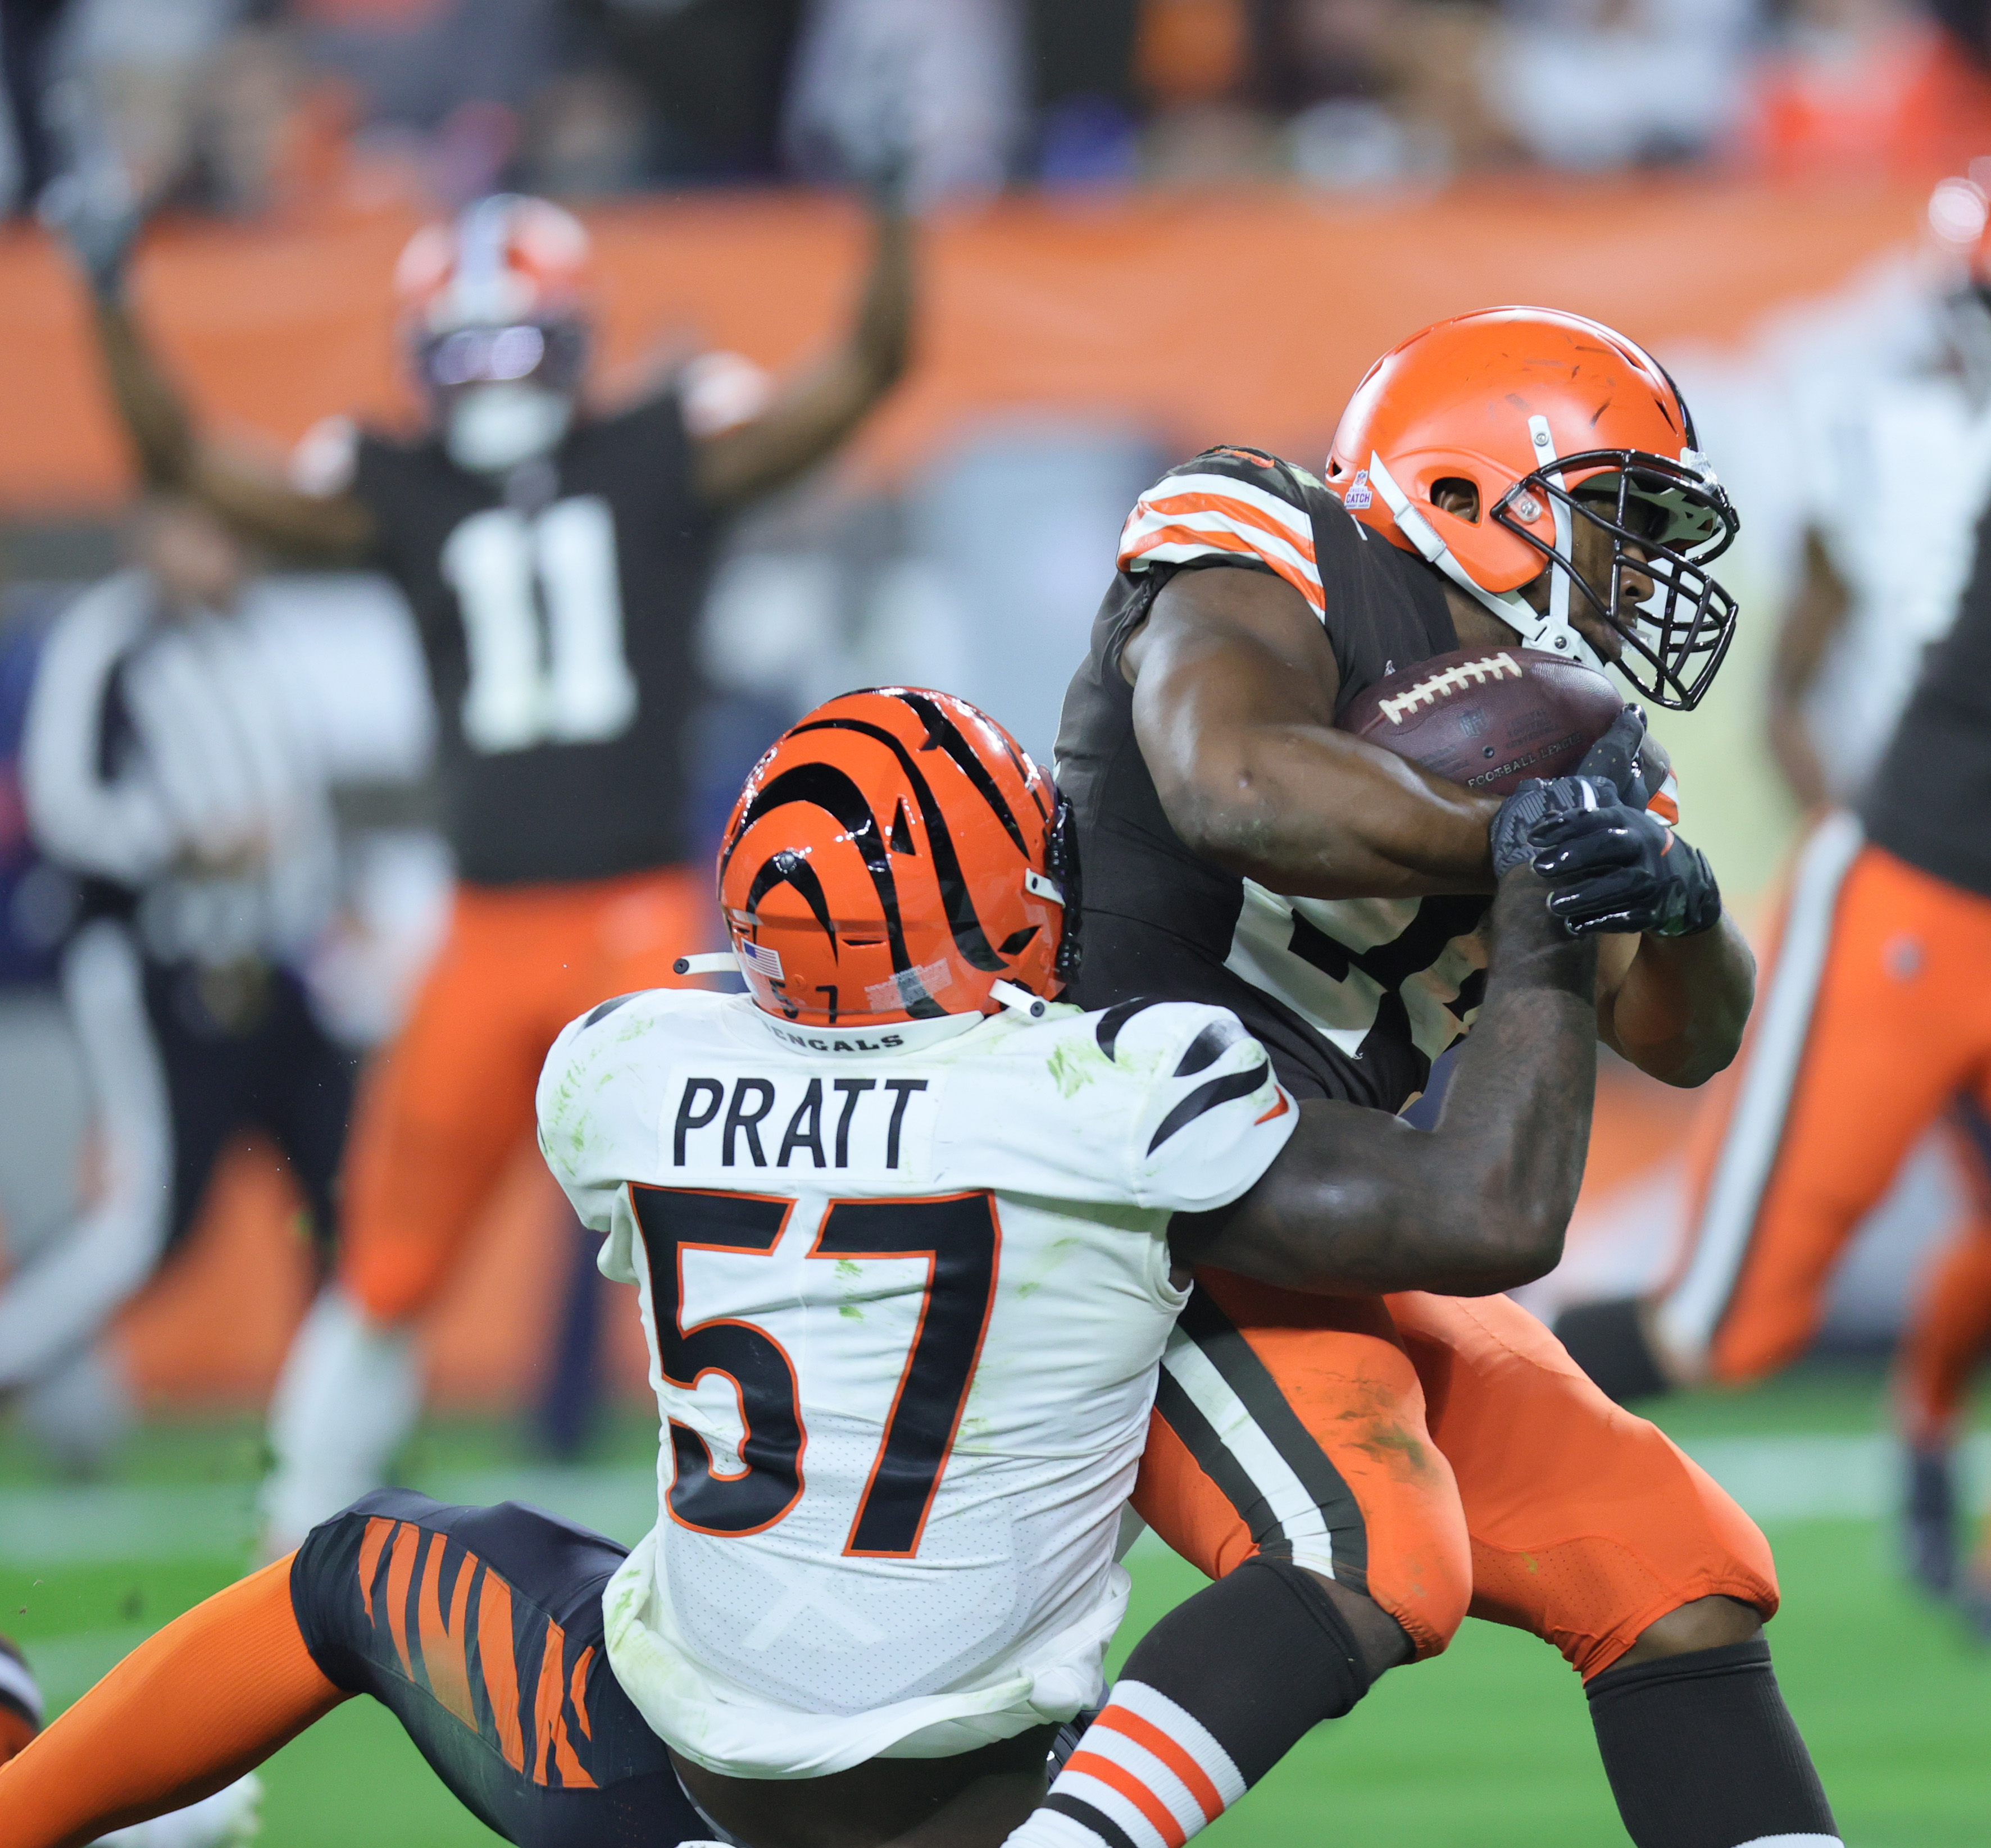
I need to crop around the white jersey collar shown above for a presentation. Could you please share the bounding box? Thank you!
[742,1005,987,1059]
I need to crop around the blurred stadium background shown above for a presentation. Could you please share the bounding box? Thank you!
[0,0,1987,1840]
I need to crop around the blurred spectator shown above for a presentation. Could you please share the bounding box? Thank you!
[1130,0,1510,189]
[1268,0,1511,185]
[1134,0,1284,182]
[294,0,555,131]
[1028,0,1142,186]
[1742,0,1991,180]
[0,0,72,213]
[292,0,562,202]
[1485,0,1755,170]
[785,0,1025,206]
[549,0,801,189]
[54,0,249,204]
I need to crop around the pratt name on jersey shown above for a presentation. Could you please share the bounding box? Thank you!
[669,1068,940,1172]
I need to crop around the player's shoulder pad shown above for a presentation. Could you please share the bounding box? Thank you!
[537,986,735,1199]
[1084,1000,1296,1212]
[539,986,729,1108]
[1117,445,1325,620]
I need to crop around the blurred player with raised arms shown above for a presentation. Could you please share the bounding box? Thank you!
[3,684,1629,1847]
[1054,306,1842,1848]
[59,170,915,1550]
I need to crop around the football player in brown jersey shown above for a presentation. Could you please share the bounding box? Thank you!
[1052,308,1839,1848]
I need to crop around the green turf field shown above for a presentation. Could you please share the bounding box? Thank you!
[3,1364,1986,1846]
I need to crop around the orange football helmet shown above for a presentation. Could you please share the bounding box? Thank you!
[394,194,592,397]
[1326,307,1739,710]
[717,689,1078,1030]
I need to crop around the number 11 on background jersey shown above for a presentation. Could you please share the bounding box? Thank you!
[440,495,638,753]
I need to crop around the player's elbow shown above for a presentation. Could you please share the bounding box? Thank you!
[1157,754,1295,876]
[1619,1011,1745,1090]
[1428,1166,1571,1294]
[1475,1204,1568,1291]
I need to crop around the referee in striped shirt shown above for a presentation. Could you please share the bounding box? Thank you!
[1,495,353,1425]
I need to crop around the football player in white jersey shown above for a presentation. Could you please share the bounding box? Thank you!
[0,688,1620,1848]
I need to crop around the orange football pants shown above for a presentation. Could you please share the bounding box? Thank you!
[1134,1275,1776,1680]
[341,866,712,1324]
[1657,817,1991,1421]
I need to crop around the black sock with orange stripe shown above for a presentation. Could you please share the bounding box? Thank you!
[1003,1558,1379,1848]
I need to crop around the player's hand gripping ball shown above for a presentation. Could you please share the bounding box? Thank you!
[1336,645,1625,798]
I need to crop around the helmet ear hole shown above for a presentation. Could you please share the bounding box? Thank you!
[1430,477,1480,522]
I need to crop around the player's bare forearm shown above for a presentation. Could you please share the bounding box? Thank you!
[93,293,197,487]
[693,199,913,507]
[1129,568,1501,898]
[1598,913,1754,1088]
[89,296,373,562]
[1176,867,1597,1294]
[1765,527,1847,811]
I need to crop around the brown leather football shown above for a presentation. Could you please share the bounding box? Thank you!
[1337,645,1625,797]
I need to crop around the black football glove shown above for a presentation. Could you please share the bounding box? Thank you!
[1489,775,1620,879]
[1574,705,1653,810]
[1528,804,1723,937]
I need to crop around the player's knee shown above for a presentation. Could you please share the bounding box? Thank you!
[1294,1567,1415,1686]
[1285,1515,1470,1664]
[1617,1594,1766,1667]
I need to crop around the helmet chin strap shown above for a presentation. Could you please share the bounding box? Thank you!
[1366,443,1608,676]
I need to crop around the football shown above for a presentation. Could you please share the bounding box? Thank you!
[1337,646,1625,797]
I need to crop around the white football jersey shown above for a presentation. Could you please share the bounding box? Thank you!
[535,987,1295,1778]
[1786,312,1991,799]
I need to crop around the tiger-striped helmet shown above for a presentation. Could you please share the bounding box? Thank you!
[717,689,1079,1029]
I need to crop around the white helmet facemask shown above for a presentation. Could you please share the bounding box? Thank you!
[444,382,574,475]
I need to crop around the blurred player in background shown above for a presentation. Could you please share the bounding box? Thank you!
[1056,308,1843,1848]
[1554,190,1991,1633]
[0,494,351,1464]
[0,686,1624,1848]
[60,172,915,1551]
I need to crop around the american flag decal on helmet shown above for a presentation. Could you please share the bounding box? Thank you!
[739,939,784,981]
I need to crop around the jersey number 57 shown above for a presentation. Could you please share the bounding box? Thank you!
[630,1186,1001,1558]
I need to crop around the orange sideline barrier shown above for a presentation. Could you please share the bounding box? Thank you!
[0,177,1928,513]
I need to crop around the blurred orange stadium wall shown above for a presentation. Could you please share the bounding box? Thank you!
[0,178,1933,512]
[0,177,1929,1408]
